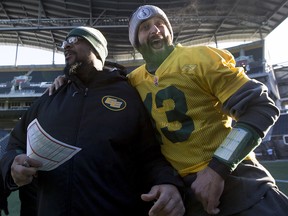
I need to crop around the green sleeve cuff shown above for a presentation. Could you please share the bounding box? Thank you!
[213,123,262,171]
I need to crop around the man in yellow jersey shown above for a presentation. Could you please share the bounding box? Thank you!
[49,5,288,216]
[126,5,288,216]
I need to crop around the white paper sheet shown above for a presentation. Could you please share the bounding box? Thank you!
[26,119,81,171]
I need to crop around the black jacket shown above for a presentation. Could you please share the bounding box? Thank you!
[1,65,182,216]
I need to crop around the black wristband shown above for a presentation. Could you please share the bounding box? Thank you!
[208,157,231,179]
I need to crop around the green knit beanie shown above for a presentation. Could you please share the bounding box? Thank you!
[67,26,108,66]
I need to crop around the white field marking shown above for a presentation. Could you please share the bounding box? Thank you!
[275,179,288,183]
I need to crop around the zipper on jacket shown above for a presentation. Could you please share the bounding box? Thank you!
[72,91,78,97]
[84,87,88,96]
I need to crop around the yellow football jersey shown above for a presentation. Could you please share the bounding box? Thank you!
[128,44,250,176]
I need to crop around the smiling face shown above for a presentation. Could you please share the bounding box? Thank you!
[137,16,173,56]
[137,16,174,68]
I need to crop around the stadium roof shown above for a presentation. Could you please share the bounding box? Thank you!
[0,0,287,62]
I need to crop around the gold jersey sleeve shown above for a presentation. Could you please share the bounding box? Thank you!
[128,44,250,176]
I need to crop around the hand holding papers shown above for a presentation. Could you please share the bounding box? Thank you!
[27,119,81,171]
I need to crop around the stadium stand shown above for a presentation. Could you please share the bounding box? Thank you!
[29,70,63,83]
[0,130,9,139]
[0,65,64,130]
[0,87,12,94]
[1,72,27,83]
[272,113,288,137]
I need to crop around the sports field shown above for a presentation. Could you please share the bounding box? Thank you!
[5,159,288,216]
[260,160,288,195]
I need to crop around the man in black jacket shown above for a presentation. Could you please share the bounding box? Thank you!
[1,134,37,216]
[0,26,185,216]
[0,172,10,215]
[0,137,10,216]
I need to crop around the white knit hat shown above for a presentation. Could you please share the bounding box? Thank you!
[128,5,173,49]
[67,26,108,66]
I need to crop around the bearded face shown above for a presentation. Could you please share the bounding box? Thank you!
[137,17,174,64]
[138,33,173,58]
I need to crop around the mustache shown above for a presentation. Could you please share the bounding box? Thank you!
[64,50,76,57]
[149,34,163,42]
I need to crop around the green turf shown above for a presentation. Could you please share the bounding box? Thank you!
[5,160,288,216]
[6,191,20,216]
[260,160,288,195]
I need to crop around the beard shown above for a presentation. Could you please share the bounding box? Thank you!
[138,35,173,64]
[64,62,83,77]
